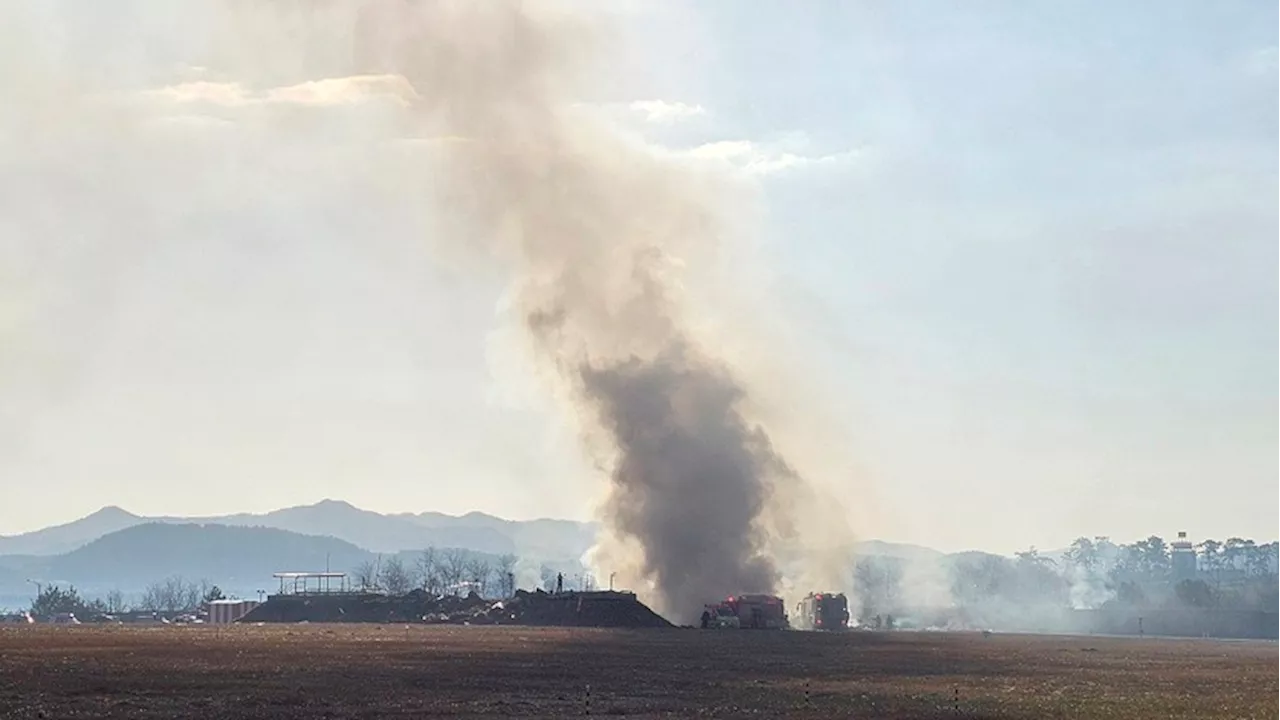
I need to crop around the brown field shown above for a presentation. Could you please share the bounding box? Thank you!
[0,625,1274,719]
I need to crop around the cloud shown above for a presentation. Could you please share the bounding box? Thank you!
[144,74,418,109]
[628,99,707,124]
[683,139,861,178]
[146,80,251,106]
[567,103,861,179]
[1241,46,1278,76]
[138,79,854,180]
[264,75,419,107]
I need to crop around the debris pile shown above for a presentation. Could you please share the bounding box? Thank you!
[238,589,672,628]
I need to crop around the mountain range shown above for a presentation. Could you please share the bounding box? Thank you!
[0,500,951,606]
[0,523,370,588]
[0,500,599,560]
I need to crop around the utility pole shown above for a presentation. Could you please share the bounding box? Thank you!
[26,578,42,599]
[609,572,616,591]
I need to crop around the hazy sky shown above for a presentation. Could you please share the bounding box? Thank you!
[1,1,1275,554]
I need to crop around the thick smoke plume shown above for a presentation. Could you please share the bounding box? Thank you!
[370,1,853,620]
[0,0,856,622]
[581,347,787,616]
[384,2,839,617]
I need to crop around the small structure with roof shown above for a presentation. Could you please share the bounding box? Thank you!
[272,571,350,596]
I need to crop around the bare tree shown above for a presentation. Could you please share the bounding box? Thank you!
[540,565,558,593]
[417,548,442,595]
[160,579,180,611]
[139,576,201,613]
[442,549,468,595]
[162,577,182,611]
[353,560,378,591]
[854,557,904,619]
[139,583,162,612]
[379,556,413,595]
[104,589,128,614]
[497,554,517,597]
[180,578,202,612]
[464,558,493,597]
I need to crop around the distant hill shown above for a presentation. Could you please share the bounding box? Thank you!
[0,501,969,593]
[0,522,538,602]
[398,510,600,564]
[0,500,595,561]
[853,540,945,563]
[0,505,1042,612]
[3,523,370,588]
[0,560,31,591]
[171,500,521,556]
[0,506,142,556]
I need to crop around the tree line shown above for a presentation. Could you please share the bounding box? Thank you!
[1063,535,1277,610]
[14,550,583,617]
[352,548,520,598]
[855,535,1279,621]
[27,575,228,619]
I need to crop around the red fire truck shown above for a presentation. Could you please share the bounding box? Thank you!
[711,594,788,629]
[793,592,850,631]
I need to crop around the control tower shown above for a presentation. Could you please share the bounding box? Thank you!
[1171,531,1196,582]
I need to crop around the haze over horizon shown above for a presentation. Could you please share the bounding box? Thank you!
[10,497,1276,559]
[1,1,1275,558]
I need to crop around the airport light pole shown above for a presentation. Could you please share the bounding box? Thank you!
[26,578,42,599]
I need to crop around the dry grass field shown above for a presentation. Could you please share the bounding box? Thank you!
[0,624,1274,719]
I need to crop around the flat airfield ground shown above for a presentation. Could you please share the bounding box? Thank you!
[0,625,1274,719]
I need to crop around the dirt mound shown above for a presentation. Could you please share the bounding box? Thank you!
[236,590,474,625]
[238,589,672,628]
[498,590,672,628]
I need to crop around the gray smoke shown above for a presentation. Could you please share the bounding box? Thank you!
[391,2,808,617]
[0,0,855,622]
[581,345,787,614]
[368,1,849,620]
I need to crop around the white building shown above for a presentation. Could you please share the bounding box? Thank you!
[208,599,260,624]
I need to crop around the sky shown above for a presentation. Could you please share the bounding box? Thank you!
[0,1,1275,554]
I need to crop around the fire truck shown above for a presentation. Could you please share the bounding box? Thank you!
[702,594,788,629]
[702,602,740,629]
[793,592,850,631]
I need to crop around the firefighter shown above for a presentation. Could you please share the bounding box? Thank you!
[700,608,711,629]
[555,572,564,594]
